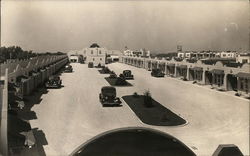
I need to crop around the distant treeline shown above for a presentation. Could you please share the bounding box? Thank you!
[0,46,66,63]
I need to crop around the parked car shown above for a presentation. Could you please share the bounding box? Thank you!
[121,70,134,80]
[99,86,121,106]
[151,69,164,77]
[88,62,94,68]
[64,64,73,72]
[45,76,62,88]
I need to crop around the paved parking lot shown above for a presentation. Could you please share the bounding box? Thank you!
[30,62,249,156]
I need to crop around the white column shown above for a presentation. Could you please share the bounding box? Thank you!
[174,65,177,77]
[202,70,206,85]
[223,74,227,90]
[187,68,190,80]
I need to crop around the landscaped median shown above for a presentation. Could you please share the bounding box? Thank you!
[122,93,186,126]
[105,77,132,87]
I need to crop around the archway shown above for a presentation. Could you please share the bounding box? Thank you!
[227,74,237,91]
[205,71,212,85]
[70,127,196,156]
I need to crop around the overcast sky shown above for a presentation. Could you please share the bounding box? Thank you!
[1,0,249,53]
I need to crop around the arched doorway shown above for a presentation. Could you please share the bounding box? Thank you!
[205,71,213,85]
[70,127,196,156]
[227,74,237,91]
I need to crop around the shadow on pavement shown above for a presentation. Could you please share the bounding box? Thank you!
[8,85,49,155]
[32,128,48,156]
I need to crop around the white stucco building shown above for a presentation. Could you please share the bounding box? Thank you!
[219,51,237,58]
[236,53,250,64]
[123,48,150,57]
[68,43,122,66]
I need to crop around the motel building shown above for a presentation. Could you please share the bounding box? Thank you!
[68,43,120,66]
[82,44,106,66]
[120,54,250,98]
[177,51,217,59]
[177,51,238,60]
[236,53,250,64]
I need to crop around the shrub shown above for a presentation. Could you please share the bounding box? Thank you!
[115,77,127,85]
[119,73,125,78]
[109,73,117,79]
[103,67,110,73]
[160,113,170,122]
[133,92,139,98]
[143,90,153,107]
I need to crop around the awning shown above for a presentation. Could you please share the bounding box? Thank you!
[211,69,224,74]
[236,72,250,79]
[178,65,187,69]
[191,67,203,71]
[159,62,165,65]
[167,63,175,67]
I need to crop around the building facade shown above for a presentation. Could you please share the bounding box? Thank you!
[177,51,217,59]
[219,51,237,58]
[68,44,122,65]
[236,53,250,64]
[123,49,150,57]
[120,55,250,98]
[83,47,106,66]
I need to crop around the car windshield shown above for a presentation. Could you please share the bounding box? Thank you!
[124,70,131,74]
[102,88,115,94]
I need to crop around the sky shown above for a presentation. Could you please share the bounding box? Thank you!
[1,0,249,53]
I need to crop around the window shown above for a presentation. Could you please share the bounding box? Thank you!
[100,58,102,61]
[242,59,248,64]
[93,58,95,61]
[99,50,101,54]
[91,50,93,54]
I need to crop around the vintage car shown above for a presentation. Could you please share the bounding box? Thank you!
[121,70,134,80]
[88,62,94,68]
[64,64,73,72]
[151,69,165,77]
[99,86,121,106]
[45,76,62,88]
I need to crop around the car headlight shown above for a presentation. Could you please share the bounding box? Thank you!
[105,96,108,100]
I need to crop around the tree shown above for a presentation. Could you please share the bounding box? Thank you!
[90,43,100,48]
